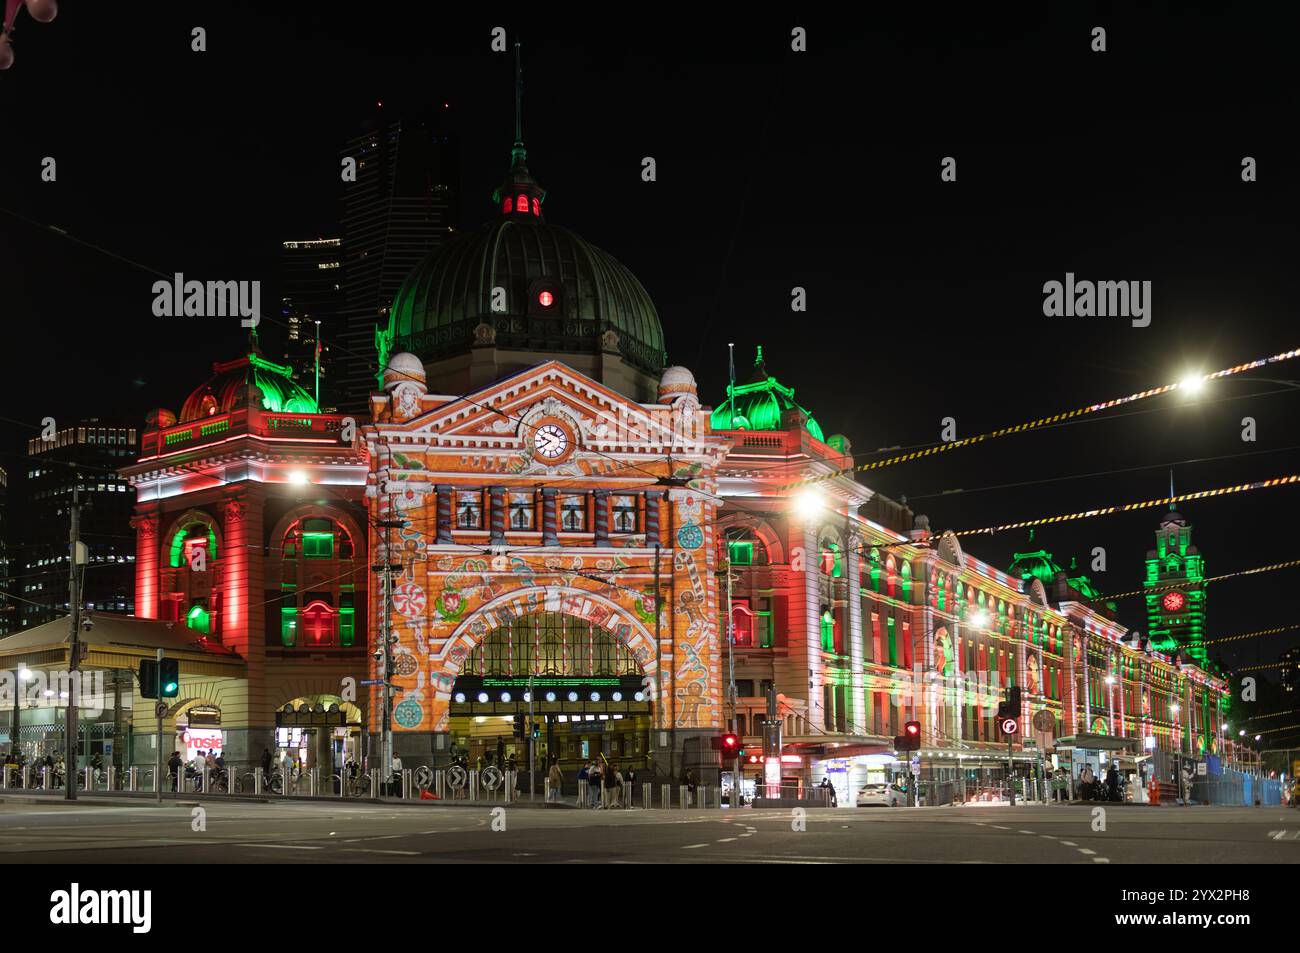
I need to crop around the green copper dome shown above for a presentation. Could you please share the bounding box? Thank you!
[711,346,825,441]
[180,342,318,423]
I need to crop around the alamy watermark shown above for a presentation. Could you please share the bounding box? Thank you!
[151,272,261,327]
[1042,272,1151,327]
[0,668,108,718]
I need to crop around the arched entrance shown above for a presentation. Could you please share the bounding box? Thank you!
[447,609,654,793]
[274,695,364,775]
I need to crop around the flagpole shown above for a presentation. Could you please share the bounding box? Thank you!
[727,342,736,428]
[314,319,321,408]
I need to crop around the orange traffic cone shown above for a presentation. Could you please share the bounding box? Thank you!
[420,789,440,800]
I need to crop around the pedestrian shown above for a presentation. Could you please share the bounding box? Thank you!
[625,765,637,806]
[1105,763,1120,803]
[589,762,603,808]
[819,775,837,807]
[168,750,182,793]
[548,758,563,803]
[604,763,622,808]
[576,761,590,807]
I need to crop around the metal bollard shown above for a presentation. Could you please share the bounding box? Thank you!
[659,783,668,809]
[201,769,211,795]
[435,769,445,800]
[253,770,262,796]
[643,782,652,808]
[84,767,93,792]
[43,766,51,790]
[369,769,378,799]
[469,769,479,802]
[107,766,116,792]
[401,768,412,800]
[680,785,691,808]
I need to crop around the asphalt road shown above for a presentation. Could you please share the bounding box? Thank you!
[2,797,1298,863]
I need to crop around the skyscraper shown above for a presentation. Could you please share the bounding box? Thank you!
[18,420,138,629]
[335,105,458,414]
[279,237,343,406]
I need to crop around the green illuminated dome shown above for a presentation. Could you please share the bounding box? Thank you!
[179,339,318,422]
[377,141,665,387]
[711,346,825,441]
[1009,545,1063,587]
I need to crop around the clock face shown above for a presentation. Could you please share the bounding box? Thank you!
[1161,590,1187,612]
[533,422,571,461]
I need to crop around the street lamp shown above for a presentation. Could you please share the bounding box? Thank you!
[794,489,823,521]
[968,609,990,629]
[288,470,309,485]
[1177,372,1207,396]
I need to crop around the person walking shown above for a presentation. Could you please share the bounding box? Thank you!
[167,749,182,793]
[1105,763,1120,803]
[606,763,623,808]
[547,758,563,803]
[260,747,273,786]
[589,762,603,808]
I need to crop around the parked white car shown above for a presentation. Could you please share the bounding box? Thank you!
[856,781,906,807]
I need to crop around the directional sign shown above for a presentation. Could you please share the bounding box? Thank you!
[1000,717,1019,735]
[481,765,503,791]
[447,765,468,790]
[155,701,168,718]
[413,766,434,791]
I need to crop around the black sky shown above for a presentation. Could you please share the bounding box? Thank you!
[1,3,1298,685]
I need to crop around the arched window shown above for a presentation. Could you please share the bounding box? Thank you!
[169,521,218,568]
[301,599,337,646]
[517,193,528,212]
[731,602,755,647]
[532,197,540,215]
[724,526,769,567]
[283,517,354,559]
[503,196,513,213]
[561,495,584,531]
[187,601,210,635]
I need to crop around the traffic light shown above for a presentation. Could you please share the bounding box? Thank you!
[513,715,525,739]
[1006,687,1022,718]
[138,659,158,699]
[712,733,742,757]
[894,721,921,751]
[532,721,541,739]
[159,658,179,697]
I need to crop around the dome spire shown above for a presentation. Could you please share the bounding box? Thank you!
[494,37,546,220]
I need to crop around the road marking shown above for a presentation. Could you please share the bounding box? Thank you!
[1093,857,1110,863]
[717,837,737,842]
[1040,835,1057,840]
[340,848,419,856]
[682,843,708,849]
[1061,841,1077,846]
[233,843,322,850]
[1018,830,1034,834]
[1078,848,1096,855]
[991,825,1009,830]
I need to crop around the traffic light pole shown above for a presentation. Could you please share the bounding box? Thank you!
[155,648,163,804]
[1007,732,1015,807]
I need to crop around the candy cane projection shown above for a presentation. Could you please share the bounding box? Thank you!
[1,1,59,71]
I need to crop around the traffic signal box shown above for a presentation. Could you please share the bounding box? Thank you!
[894,720,921,751]
[712,733,743,758]
[138,659,180,699]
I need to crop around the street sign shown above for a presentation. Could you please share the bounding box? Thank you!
[447,765,468,789]
[413,766,433,790]
[154,701,168,718]
[910,764,921,777]
[482,765,503,791]
[1197,762,1208,776]
[1032,709,1055,732]
[1000,717,1019,735]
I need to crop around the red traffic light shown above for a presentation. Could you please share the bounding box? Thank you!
[904,721,920,738]
[721,732,740,750]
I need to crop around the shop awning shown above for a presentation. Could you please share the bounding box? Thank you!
[1055,733,1138,752]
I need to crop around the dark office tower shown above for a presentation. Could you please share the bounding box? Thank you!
[0,466,11,635]
[336,104,459,414]
[18,420,138,629]
[280,237,343,406]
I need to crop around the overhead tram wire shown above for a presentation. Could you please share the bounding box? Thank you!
[0,204,669,487]
[780,346,1300,489]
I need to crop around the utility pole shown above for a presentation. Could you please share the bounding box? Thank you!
[376,511,403,796]
[528,672,536,800]
[64,486,83,801]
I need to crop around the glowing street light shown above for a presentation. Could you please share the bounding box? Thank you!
[793,489,824,521]
[1177,372,1207,396]
[288,470,309,485]
[968,609,991,629]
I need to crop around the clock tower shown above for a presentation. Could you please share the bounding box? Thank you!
[1144,508,1206,665]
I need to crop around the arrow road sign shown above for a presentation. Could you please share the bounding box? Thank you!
[1000,717,1019,735]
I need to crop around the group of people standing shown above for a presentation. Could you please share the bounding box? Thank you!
[571,759,635,807]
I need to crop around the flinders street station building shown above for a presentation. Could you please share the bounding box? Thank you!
[0,127,1230,806]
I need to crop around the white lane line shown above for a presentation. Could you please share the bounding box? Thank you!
[1093,857,1111,863]
[717,837,737,843]
[1061,841,1077,846]
[738,833,753,838]
[682,843,709,849]
[991,825,1009,830]
[1040,835,1057,840]
[340,848,420,856]
[1078,848,1096,856]
[233,843,322,850]
[1018,830,1034,835]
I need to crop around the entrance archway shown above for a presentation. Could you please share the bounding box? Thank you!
[444,600,656,794]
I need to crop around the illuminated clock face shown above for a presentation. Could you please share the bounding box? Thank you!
[533,423,570,460]
[1161,590,1187,612]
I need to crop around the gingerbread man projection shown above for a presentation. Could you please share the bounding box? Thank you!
[674,679,706,728]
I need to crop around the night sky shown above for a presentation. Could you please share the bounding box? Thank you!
[2,4,1297,693]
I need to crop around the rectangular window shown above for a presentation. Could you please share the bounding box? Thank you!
[457,491,482,529]
[281,607,297,647]
[508,492,533,530]
[612,495,637,535]
[728,540,753,565]
[302,517,334,558]
[756,596,774,649]
[561,495,585,531]
[339,594,355,647]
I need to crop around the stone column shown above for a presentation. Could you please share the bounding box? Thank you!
[221,492,265,778]
[130,506,161,619]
